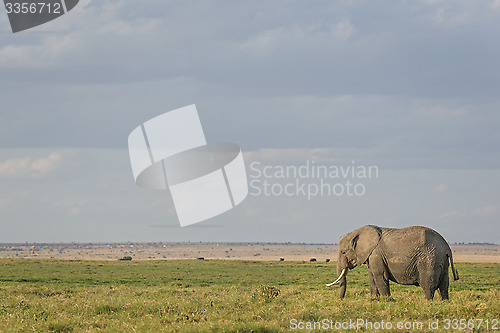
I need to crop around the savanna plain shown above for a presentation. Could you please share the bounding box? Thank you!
[0,244,498,332]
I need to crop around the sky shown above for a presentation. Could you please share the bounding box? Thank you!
[0,0,499,243]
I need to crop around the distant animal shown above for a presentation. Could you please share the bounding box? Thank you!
[280,258,285,262]
[327,225,458,300]
[326,259,330,263]
[310,258,317,262]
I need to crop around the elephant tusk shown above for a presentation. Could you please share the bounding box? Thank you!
[326,268,346,286]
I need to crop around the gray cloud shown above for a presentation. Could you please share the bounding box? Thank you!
[0,1,498,242]
[0,1,499,161]
[0,148,498,243]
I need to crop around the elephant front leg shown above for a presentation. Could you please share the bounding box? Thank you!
[372,272,390,297]
[368,256,390,297]
[369,271,380,297]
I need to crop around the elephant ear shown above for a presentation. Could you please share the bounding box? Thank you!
[352,225,381,265]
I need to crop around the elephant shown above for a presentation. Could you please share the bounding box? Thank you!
[327,225,459,300]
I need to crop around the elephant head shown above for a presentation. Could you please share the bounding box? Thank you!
[327,225,382,298]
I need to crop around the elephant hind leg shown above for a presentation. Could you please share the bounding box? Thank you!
[418,271,436,300]
[421,284,436,300]
[438,269,450,300]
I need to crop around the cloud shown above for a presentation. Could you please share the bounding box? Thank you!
[0,151,72,179]
[473,204,498,217]
[0,198,11,209]
[52,199,87,216]
[440,204,499,219]
[0,1,499,244]
[0,1,499,166]
[440,210,464,219]
[0,0,161,70]
[434,183,448,192]
[244,148,355,165]
[0,34,81,69]
[99,18,162,35]
[239,19,353,56]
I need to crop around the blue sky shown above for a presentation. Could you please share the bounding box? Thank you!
[0,0,498,243]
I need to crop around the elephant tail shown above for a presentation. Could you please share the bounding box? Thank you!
[448,253,459,281]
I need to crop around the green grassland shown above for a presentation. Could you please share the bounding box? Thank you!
[0,259,498,332]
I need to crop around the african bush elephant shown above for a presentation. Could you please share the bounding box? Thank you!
[327,225,459,300]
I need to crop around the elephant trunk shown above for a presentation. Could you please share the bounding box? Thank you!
[337,255,347,298]
[339,275,347,298]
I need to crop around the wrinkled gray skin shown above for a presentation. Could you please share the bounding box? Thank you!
[333,225,459,300]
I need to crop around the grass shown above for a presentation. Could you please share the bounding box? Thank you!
[0,258,498,332]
